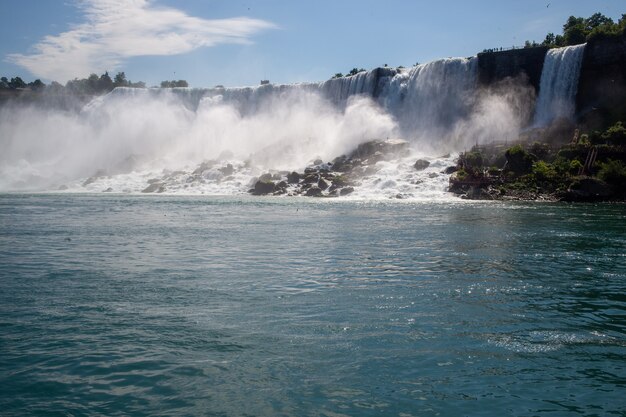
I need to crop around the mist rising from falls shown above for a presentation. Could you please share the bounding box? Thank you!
[0,56,537,196]
[533,44,586,126]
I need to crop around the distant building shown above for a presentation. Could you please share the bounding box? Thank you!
[260,80,270,85]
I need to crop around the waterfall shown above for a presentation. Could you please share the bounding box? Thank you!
[89,58,479,139]
[383,57,478,137]
[533,44,585,126]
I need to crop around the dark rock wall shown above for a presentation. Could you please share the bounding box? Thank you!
[477,37,626,129]
[576,34,626,129]
[476,47,548,91]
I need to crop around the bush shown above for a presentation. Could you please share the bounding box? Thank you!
[601,121,626,145]
[597,159,626,185]
[569,159,584,175]
[532,161,558,181]
[455,168,468,181]
[463,151,484,169]
[505,145,536,175]
[529,142,551,159]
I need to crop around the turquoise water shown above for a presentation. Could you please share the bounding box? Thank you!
[1,194,625,416]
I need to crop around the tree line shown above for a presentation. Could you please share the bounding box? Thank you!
[0,71,190,95]
[526,12,626,49]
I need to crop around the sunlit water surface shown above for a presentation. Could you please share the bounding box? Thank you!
[1,194,625,416]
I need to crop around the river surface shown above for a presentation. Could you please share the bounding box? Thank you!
[1,194,625,416]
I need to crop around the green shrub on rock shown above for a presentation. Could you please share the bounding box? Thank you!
[505,145,536,175]
[532,161,558,181]
[601,121,626,145]
[597,159,626,186]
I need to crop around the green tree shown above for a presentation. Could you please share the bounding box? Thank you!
[584,13,613,32]
[563,19,587,45]
[347,68,366,76]
[601,121,626,145]
[113,71,128,87]
[28,79,45,91]
[99,71,113,91]
[9,76,26,89]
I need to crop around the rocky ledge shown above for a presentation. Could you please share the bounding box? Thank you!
[249,139,411,197]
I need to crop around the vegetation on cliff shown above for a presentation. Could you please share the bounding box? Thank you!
[529,12,626,49]
[449,121,626,201]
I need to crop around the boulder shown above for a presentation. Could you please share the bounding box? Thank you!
[413,159,430,171]
[331,156,351,172]
[351,139,409,160]
[142,182,166,193]
[461,186,493,200]
[219,164,234,176]
[339,187,355,196]
[193,160,214,175]
[287,171,301,184]
[258,173,273,182]
[305,186,323,197]
[252,180,275,195]
[318,178,329,190]
[303,174,319,184]
[444,166,458,174]
[564,177,613,202]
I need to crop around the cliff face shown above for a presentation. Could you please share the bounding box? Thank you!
[476,47,548,91]
[477,37,626,129]
[577,34,626,129]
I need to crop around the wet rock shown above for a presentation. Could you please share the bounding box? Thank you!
[564,177,612,202]
[413,159,430,171]
[193,161,215,175]
[318,178,329,190]
[313,159,323,166]
[252,180,275,195]
[82,177,97,187]
[428,172,439,178]
[142,182,166,193]
[258,173,273,182]
[351,139,409,160]
[444,166,458,174]
[287,171,301,184]
[219,164,234,176]
[82,169,107,187]
[331,156,351,172]
[461,186,493,200]
[305,186,323,197]
[103,187,113,192]
[303,174,319,184]
[339,187,354,196]
[364,151,385,165]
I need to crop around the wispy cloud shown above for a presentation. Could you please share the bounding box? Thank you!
[7,0,276,82]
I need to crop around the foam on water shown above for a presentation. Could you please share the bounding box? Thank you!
[0,55,539,195]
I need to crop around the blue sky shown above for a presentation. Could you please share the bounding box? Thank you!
[0,0,623,87]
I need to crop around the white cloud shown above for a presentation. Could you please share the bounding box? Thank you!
[6,0,276,82]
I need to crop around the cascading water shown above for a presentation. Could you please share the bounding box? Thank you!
[533,44,585,126]
[383,57,478,138]
[0,54,530,198]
